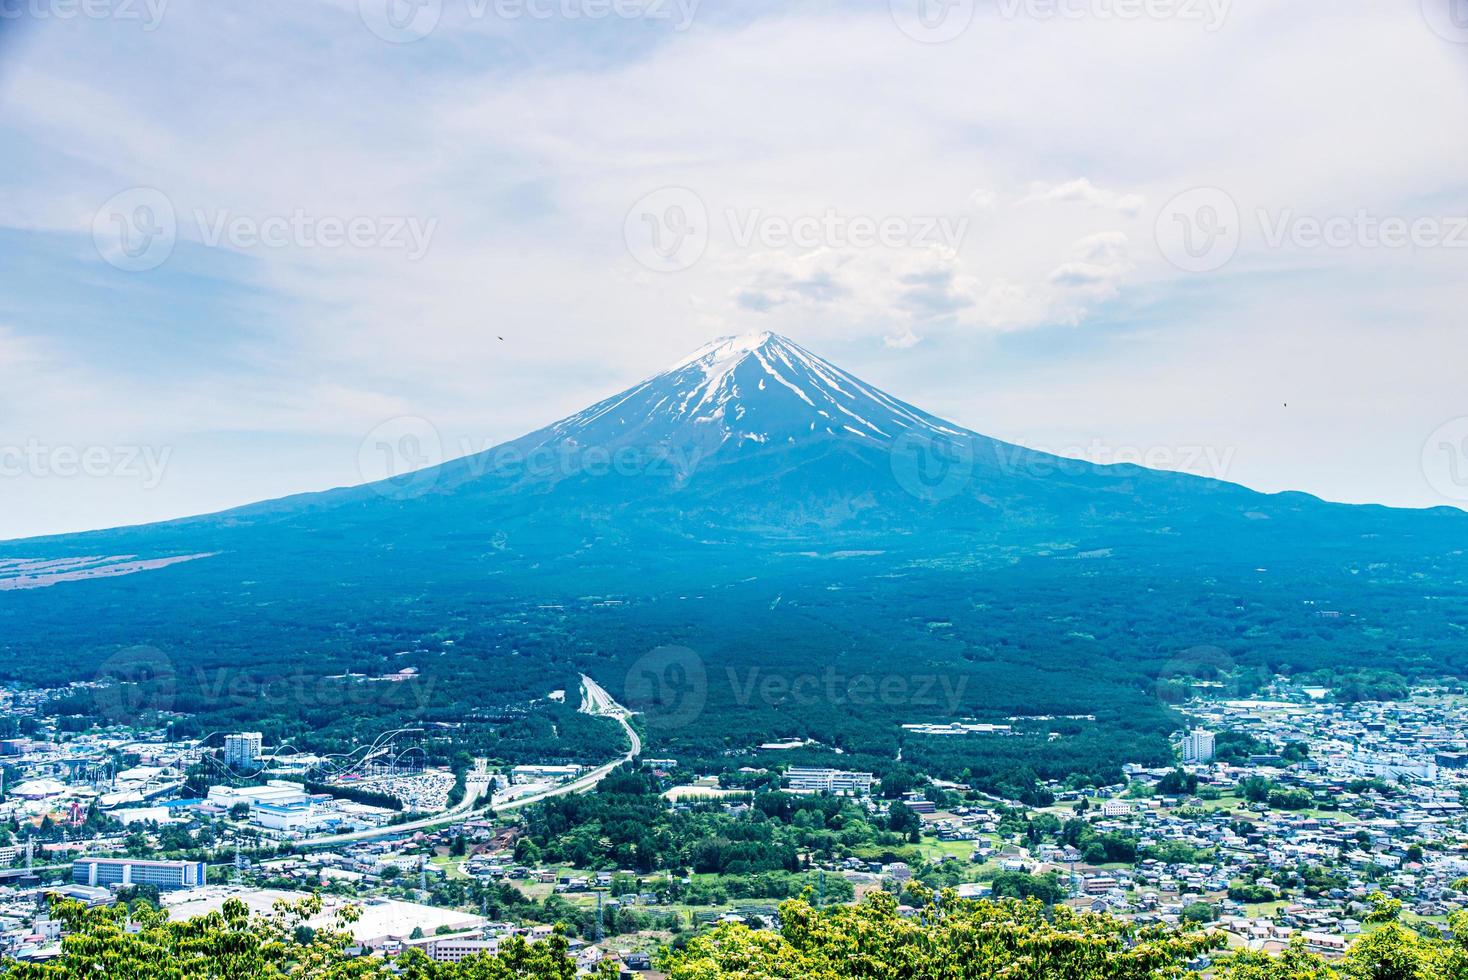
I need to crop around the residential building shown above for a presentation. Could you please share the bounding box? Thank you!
[1182,729,1216,763]
[223,733,263,768]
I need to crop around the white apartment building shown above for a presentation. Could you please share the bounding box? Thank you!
[223,733,263,768]
[1182,729,1216,763]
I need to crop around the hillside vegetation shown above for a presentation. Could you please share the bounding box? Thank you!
[9,889,1465,980]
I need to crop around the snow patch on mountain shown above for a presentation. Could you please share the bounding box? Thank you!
[523,332,966,463]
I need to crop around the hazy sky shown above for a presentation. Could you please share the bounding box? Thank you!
[2,0,1467,539]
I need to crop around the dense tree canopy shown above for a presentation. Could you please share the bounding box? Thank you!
[668,892,1468,980]
[9,890,1468,980]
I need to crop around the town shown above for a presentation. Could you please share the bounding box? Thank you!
[0,676,1464,976]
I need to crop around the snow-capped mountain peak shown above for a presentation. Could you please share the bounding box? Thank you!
[524,332,966,460]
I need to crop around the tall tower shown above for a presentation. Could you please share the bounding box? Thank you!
[1182,729,1215,763]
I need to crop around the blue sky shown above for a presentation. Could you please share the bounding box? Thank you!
[2,0,1468,538]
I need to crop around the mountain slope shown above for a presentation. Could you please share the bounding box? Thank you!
[1,333,1465,797]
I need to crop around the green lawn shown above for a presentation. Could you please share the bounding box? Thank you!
[1244,900,1289,918]
[429,855,469,880]
[917,838,980,862]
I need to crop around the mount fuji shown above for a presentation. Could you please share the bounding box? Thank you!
[1,332,1465,788]
[3,328,1464,595]
[521,331,968,454]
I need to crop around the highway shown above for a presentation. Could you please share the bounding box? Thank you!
[298,675,639,849]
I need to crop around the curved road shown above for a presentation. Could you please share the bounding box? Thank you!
[299,675,639,849]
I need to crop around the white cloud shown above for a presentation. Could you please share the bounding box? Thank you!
[1047,231,1133,302]
[1016,178,1146,216]
[0,0,1466,533]
[883,326,921,350]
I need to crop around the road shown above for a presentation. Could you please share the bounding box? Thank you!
[298,675,638,849]
[580,673,643,758]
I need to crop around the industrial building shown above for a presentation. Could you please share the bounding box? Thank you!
[72,858,208,891]
[784,767,875,796]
